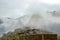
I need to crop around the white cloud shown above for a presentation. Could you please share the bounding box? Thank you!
[0,0,60,18]
[40,0,60,4]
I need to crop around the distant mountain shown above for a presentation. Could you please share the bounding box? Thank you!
[0,17,24,37]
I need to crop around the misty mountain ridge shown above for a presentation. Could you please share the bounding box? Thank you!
[0,13,60,37]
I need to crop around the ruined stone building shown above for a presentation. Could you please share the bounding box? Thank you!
[1,28,57,40]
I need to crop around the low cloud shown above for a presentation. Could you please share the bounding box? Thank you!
[44,23,60,34]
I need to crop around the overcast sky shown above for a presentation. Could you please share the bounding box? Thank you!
[0,0,60,18]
